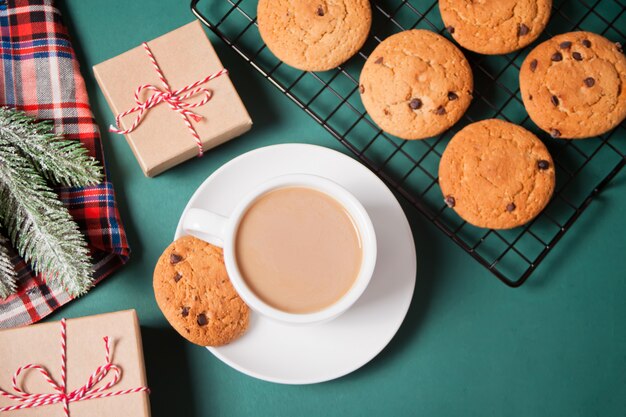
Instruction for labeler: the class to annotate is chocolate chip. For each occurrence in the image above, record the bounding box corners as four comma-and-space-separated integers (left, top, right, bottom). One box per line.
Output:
446, 25, 455, 34
616, 42, 623, 53
170, 253, 182, 264
551, 95, 559, 106
537, 160, 550, 170
374, 56, 383, 64
572, 52, 583, 61
447, 91, 458, 101
582, 39, 591, 48
197, 313, 208, 326
559, 41, 572, 49
506, 203, 516, 212
316, 6, 324, 16
383, 108, 391, 116
584, 77, 595, 87
181, 306, 190, 317
550, 128, 561, 138
529, 59, 538, 72
517, 23, 529, 36
444, 195, 456, 208
551, 52, 563, 62
359, 84, 365, 94
174, 272, 183, 282
435, 106, 446, 115
409, 98, 422, 109
528, 94, 533, 101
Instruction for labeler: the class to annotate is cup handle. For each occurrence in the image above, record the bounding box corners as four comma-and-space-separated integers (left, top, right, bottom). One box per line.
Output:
182, 208, 228, 247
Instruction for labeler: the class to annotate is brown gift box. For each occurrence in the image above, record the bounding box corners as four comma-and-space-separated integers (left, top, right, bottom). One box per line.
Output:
0, 310, 150, 417
93, 21, 252, 177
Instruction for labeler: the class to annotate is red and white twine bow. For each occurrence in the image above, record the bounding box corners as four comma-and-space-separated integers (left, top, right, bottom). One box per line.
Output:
109, 41, 228, 157
0, 319, 149, 416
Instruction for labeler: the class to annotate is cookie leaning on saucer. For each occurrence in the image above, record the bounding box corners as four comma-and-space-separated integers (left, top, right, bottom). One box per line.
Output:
257, 0, 371, 71
153, 235, 249, 346
520, 31, 626, 139
359, 29, 473, 140
439, 0, 552, 55
439, 119, 555, 230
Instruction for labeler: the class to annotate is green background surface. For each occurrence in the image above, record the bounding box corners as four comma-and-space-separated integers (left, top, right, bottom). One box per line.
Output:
47, 0, 626, 416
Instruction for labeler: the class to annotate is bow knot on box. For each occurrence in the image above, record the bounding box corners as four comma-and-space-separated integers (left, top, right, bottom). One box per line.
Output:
0, 312, 150, 417
94, 21, 252, 177
109, 42, 229, 158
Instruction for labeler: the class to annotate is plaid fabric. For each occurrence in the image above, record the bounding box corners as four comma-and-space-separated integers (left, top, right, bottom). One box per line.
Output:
0, 0, 130, 328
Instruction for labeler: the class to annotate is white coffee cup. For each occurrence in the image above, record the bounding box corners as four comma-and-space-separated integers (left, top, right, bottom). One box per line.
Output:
182, 173, 377, 325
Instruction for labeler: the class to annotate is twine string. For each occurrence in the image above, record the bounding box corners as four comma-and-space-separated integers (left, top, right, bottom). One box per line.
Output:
109, 41, 228, 157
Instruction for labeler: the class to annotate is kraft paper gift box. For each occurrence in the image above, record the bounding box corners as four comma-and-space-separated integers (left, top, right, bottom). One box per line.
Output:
0, 310, 150, 417
94, 21, 252, 177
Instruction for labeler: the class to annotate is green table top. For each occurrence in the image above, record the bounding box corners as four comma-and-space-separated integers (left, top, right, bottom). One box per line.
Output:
52, 0, 626, 416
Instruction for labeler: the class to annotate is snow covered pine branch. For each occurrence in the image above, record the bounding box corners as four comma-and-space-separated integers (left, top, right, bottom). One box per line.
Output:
0, 107, 103, 298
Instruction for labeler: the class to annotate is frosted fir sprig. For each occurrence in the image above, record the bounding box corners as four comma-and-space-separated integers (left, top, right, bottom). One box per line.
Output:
0, 107, 102, 297
0, 230, 17, 299
0, 107, 102, 187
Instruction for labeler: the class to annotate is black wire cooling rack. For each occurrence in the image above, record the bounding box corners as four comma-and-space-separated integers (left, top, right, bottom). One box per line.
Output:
190, 0, 626, 287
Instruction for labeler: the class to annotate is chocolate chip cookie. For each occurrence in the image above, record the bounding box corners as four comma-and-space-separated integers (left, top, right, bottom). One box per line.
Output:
439, 0, 552, 55
439, 119, 555, 229
257, 0, 371, 71
359, 29, 473, 140
153, 235, 249, 346
520, 31, 626, 139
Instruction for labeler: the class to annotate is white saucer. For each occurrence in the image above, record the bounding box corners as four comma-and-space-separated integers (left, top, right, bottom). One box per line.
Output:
175, 144, 416, 384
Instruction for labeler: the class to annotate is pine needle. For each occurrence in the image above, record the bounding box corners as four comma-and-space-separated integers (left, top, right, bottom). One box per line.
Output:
0, 229, 17, 299
0, 140, 94, 296
0, 107, 102, 188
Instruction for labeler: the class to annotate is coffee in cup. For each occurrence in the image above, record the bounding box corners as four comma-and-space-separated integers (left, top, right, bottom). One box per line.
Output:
182, 174, 376, 325
235, 186, 362, 314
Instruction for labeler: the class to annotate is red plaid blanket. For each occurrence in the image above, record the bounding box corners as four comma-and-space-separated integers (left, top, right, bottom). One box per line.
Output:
0, 0, 130, 327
